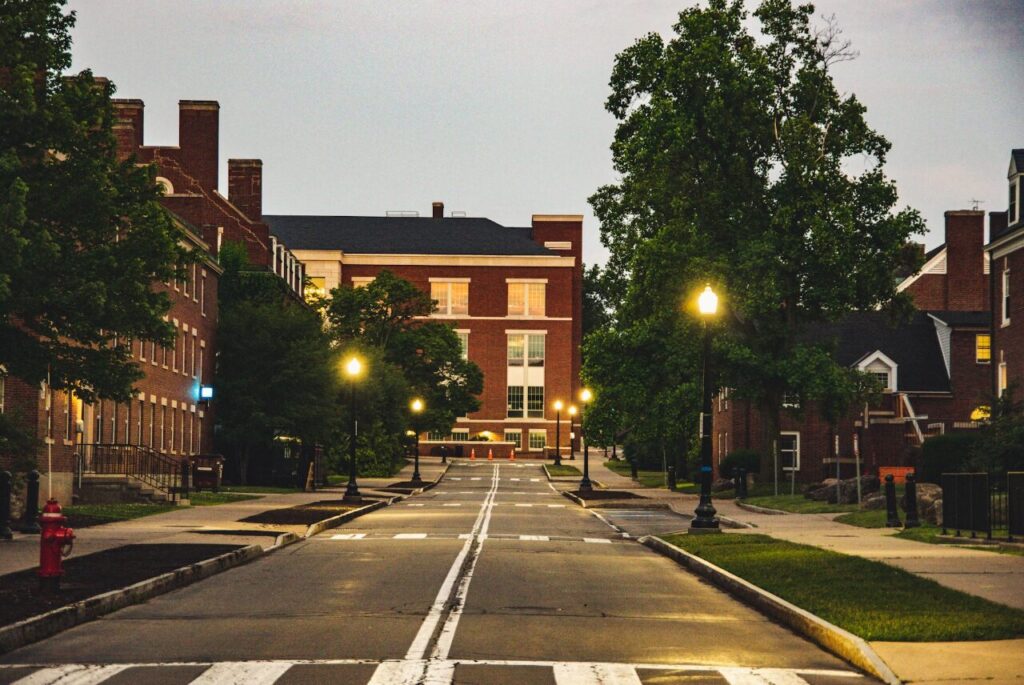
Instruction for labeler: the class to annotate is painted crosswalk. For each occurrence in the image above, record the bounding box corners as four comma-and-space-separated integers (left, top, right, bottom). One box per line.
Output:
0, 660, 865, 684
326, 532, 622, 544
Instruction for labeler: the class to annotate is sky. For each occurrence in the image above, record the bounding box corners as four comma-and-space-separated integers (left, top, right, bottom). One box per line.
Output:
67, 1, 1024, 266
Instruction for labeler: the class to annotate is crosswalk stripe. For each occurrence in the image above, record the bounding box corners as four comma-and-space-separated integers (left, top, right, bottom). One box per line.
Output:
407, 503, 424, 507
719, 667, 810, 685
366, 659, 426, 685
552, 662, 643, 685
394, 533, 428, 539
470, 477, 482, 481
12, 665, 130, 685
189, 661, 293, 684
510, 477, 521, 481
330, 533, 366, 540
583, 538, 612, 544
519, 535, 549, 541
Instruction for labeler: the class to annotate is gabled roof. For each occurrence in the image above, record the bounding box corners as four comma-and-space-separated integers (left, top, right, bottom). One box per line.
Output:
926, 310, 989, 328
1010, 149, 1024, 177
802, 311, 949, 392
263, 215, 555, 256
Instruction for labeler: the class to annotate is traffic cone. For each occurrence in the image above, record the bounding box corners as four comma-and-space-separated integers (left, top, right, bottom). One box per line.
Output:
487, 448, 494, 461
509, 449, 515, 461
470, 448, 476, 461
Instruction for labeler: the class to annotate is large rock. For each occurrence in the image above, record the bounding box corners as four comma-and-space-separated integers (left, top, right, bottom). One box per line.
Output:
802, 479, 836, 496
902, 482, 942, 524
711, 478, 735, 493
862, 493, 887, 510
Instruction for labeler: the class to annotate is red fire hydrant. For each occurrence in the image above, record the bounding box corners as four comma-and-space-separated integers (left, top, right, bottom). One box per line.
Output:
38, 499, 74, 594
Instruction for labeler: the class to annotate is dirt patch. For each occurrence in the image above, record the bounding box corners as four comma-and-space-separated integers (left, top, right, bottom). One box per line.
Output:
0, 544, 242, 627
239, 499, 372, 526
571, 490, 646, 500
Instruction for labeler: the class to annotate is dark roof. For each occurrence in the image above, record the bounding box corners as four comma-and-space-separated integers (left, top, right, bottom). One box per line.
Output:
802, 311, 949, 392
926, 310, 990, 328
924, 244, 945, 261
264, 215, 555, 256
1012, 148, 1024, 172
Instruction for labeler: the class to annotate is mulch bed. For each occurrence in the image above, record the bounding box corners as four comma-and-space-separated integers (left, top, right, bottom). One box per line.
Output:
0, 544, 242, 627
571, 490, 646, 500
239, 499, 370, 526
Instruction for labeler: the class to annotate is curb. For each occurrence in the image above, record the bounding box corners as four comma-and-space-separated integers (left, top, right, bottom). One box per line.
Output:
638, 535, 902, 685
560, 490, 671, 510
541, 464, 582, 483
303, 498, 395, 539
0, 541, 278, 656
735, 500, 789, 515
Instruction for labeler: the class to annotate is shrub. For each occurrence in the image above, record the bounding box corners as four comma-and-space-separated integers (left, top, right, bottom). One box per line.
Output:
920, 432, 980, 483
721, 449, 760, 478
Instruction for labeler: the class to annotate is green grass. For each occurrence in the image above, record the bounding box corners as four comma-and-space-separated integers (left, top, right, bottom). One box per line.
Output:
326, 474, 349, 486
602, 460, 699, 492
189, 492, 260, 506
546, 464, 582, 477
64, 502, 175, 525
835, 508, 1024, 556
662, 532, 1024, 641
219, 485, 301, 494
742, 493, 859, 514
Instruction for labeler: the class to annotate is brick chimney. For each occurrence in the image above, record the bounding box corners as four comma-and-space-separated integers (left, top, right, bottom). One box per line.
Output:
111, 99, 144, 152
178, 100, 219, 192
228, 159, 262, 222
432, 201, 444, 219
944, 210, 986, 311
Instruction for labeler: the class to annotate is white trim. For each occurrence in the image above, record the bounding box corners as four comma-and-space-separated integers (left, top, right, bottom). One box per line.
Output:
527, 429, 547, 451
414, 315, 570, 322
340, 254, 575, 268
429, 277, 472, 283
505, 278, 548, 284
543, 241, 572, 250
856, 350, 898, 391
780, 431, 800, 471
505, 329, 548, 334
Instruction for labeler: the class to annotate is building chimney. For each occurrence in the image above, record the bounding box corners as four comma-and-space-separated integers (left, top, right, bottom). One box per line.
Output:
944, 210, 986, 311
178, 100, 219, 192
432, 201, 444, 219
228, 159, 263, 222
111, 99, 144, 150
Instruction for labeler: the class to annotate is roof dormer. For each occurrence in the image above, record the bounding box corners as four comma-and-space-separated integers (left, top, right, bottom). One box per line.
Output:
856, 350, 898, 392
1009, 149, 1024, 227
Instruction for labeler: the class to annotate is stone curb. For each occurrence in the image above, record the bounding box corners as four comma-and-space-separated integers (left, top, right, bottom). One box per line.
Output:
735, 500, 789, 515
0, 540, 282, 656
638, 535, 902, 685
302, 498, 395, 539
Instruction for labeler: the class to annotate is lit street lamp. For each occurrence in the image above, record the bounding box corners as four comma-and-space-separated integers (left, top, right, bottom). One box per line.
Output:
691, 285, 721, 533
553, 400, 564, 466
568, 405, 577, 460
343, 355, 365, 503
410, 397, 425, 484
578, 388, 593, 494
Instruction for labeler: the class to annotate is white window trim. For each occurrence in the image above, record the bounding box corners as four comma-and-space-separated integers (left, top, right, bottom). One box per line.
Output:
527, 429, 547, 451
543, 241, 572, 250
856, 350, 898, 392
507, 280, 546, 317
780, 431, 801, 471
429, 277, 471, 283
505, 278, 549, 284
1002, 268, 1011, 327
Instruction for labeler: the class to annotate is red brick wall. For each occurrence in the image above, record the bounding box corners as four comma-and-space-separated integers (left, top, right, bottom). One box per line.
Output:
903, 211, 987, 311
992, 248, 1024, 394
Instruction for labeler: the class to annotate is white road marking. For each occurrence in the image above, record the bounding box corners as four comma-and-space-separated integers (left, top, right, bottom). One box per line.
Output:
553, 662, 643, 685
12, 665, 130, 685
515, 503, 533, 507
583, 538, 612, 544
190, 661, 293, 684
470, 477, 482, 481
394, 533, 428, 539
719, 668, 812, 684
510, 477, 521, 481
520, 535, 550, 541
547, 504, 566, 508
406, 503, 425, 507
449, 477, 462, 481
442, 503, 462, 507
530, 478, 541, 482
330, 533, 366, 540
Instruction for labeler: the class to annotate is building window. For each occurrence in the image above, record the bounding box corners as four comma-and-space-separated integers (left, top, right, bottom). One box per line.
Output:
137, 399, 144, 445
780, 432, 800, 471
191, 333, 197, 377
1011, 179, 1019, 225
200, 271, 207, 316
1003, 269, 1011, 327
507, 386, 524, 418
718, 387, 729, 412
528, 430, 546, 451
148, 402, 156, 448
507, 335, 524, 366
183, 266, 190, 297
305, 276, 327, 301
171, 329, 178, 372
159, 404, 166, 451
527, 336, 545, 367
150, 341, 157, 365
999, 362, 1009, 397
504, 430, 522, 449
782, 392, 801, 408
451, 429, 469, 441
431, 281, 469, 316
198, 345, 205, 384
976, 334, 991, 363
197, 415, 203, 453
527, 386, 544, 418
507, 282, 545, 317
0, 374, 4, 414
428, 430, 446, 441
456, 331, 469, 360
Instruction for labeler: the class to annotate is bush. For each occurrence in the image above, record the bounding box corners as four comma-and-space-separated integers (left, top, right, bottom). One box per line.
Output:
721, 449, 760, 478
920, 432, 980, 483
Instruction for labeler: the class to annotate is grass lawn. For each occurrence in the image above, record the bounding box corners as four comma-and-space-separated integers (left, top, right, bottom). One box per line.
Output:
546, 464, 582, 477
64, 502, 175, 527
602, 460, 699, 492
662, 532, 1024, 641
835, 508, 1024, 557
189, 492, 260, 507
326, 474, 349, 486
219, 485, 302, 494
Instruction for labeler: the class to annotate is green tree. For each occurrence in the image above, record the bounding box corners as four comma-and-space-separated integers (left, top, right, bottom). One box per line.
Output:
589, 0, 924, 480
0, 0, 191, 402
968, 387, 1024, 477
582, 263, 613, 338
215, 243, 338, 484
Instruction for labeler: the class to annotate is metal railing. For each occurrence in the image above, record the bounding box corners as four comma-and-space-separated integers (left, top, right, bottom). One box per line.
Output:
941, 472, 1013, 541
76, 443, 189, 502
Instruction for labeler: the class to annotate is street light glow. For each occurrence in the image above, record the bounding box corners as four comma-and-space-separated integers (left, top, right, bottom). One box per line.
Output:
580, 388, 592, 403
344, 356, 363, 378
698, 285, 718, 316
568, 405, 577, 416
411, 398, 424, 413
554, 399, 564, 411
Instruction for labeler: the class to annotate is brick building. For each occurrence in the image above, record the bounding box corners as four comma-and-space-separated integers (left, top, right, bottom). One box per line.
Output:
266, 206, 583, 456
713, 210, 992, 483
987, 149, 1024, 399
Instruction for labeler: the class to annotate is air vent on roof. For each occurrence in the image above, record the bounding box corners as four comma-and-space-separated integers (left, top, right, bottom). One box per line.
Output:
386, 210, 419, 217
450, 211, 467, 218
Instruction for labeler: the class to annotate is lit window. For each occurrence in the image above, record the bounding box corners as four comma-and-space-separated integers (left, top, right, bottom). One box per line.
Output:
305, 276, 327, 300
782, 392, 800, 408
873, 372, 890, 389
527, 336, 545, 367
431, 281, 469, 316
528, 430, 546, 451
457, 331, 469, 360
504, 430, 522, 449
999, 362, 1009, 396
780, 433, 800, 471
507, 386, 524, 418
428, 430, 446, 441
507, 335, 524, 366
976, 334, 991, 363
451, 429, 469, 441
508, 282, 545, 317
527, 386, 544, 418
1003, 269, 1011, 327
0, 374, 5, 414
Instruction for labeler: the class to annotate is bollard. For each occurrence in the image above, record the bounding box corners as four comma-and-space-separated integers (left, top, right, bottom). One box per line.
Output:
904, 471, 921, 528
1, 471, 12, 540
440, 445, 448, 464
629, 458, 638, 481
667, 465, 676, 491
735, 467, 748, 499
20, 470, 41, 534
884, 474, 901, 528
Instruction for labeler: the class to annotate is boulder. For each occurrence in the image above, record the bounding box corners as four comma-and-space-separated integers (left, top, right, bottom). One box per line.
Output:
900, 482, 942, 516
833, 475, 881, 504
711, 478, 735, 493
805, 485, 834, 501
862, 493, 887, 510
802, 478, 837, 498
929, 499, 943, 526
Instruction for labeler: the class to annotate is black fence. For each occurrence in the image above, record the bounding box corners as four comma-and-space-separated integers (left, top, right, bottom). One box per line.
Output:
941, 472, 1014, 541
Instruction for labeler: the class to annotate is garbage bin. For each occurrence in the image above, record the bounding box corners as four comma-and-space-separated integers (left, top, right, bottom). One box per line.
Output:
190, 454, 224, 493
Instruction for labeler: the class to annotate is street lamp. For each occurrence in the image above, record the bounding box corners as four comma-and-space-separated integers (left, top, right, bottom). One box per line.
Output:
568, 405, 577, 460
553, 400, 564, 466
691, 284, 721, 533
578, 388, 594, 494
343, 355, 365, 503
410, 397, 425, 484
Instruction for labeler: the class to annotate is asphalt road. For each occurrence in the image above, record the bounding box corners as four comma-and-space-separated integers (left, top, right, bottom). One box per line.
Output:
0, 462, 874, 684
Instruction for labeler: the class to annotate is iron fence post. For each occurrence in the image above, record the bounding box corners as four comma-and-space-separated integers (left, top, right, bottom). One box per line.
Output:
884, 474, 901, 528
1, 471, 12, 540
20, 470, 41, 534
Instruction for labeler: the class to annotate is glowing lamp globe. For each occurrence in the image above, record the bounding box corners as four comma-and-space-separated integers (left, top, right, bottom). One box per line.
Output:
698, 285, 718, 316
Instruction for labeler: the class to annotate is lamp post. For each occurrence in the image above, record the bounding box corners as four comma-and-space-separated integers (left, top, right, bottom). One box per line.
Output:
410, 397, 424, 484
691, 285, 720, 532
343, 355, 364, 503
568, 405, 577, 460
578, 389, 593, 494
553, 400, 563, 466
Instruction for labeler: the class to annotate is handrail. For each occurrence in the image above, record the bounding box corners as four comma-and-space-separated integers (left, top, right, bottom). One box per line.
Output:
76, 443, 187, 502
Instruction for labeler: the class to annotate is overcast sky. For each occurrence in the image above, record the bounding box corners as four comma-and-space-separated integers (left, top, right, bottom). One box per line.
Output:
67, 0, 1024, 266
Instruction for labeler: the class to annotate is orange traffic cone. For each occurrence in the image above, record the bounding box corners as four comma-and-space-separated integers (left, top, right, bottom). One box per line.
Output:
470, 448, 476, 461
509, 449, 515, 461
487, 448, 494, 461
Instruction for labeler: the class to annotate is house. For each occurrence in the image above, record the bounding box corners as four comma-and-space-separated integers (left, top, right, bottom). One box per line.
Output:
713, 210, 992, 483
265, 206, 583, 456
986, 149, 1024, 399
